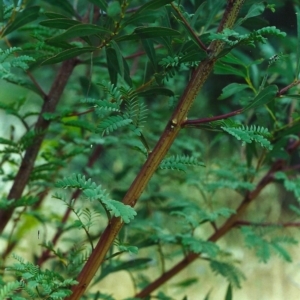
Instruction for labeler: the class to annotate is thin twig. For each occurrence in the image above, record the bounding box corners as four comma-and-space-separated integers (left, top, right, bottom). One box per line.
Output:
26, 71, 47, 98
171, 3, 208, 53
182, 109, 243, 126
277, 80, 300, 96
234, 221, 300, 227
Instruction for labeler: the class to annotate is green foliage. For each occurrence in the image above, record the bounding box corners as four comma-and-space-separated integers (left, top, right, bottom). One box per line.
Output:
241, 226, 298, 263
221, 124, 272, 150
3, 254, 77, 299
209, 260, 245, 289
159, 155, 205, 172
55, 174, 137, 224
275, 172, 300, 200
211, 26, 286, 49
0, 1, 300, 299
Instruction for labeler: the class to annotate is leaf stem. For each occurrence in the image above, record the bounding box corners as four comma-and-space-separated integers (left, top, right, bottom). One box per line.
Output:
182, 108, 243, 127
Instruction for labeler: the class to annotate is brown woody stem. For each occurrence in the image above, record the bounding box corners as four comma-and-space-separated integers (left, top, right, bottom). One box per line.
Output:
68, 1, 245, 299
135, 158, 283, 298
0, 59, 78, 236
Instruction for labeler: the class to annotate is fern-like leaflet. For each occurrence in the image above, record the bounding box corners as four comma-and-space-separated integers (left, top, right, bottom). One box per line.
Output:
220, 124, 272, 150
210, 260, 246, 288
55, 174, 136, 223
159, 155, 205, 172
3, 253, 78, 299
179, 234, 220, 257
274, 171, 300, 200
211, 26, 286, 48
95, 83, 148, 137
241, 226, 298, 263
97, 115, 132, 136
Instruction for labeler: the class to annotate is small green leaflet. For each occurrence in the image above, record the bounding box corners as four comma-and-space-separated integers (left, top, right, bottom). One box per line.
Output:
243, 85, 278, 111
218, 83, 250, 100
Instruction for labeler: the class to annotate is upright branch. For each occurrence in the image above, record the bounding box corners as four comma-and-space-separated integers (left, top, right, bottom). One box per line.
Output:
68, 1, 245, 299
0, 59, 78, 235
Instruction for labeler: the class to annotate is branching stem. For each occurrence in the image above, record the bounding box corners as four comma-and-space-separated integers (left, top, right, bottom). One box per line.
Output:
68, 1, 245, 299
0, 59, 78, 236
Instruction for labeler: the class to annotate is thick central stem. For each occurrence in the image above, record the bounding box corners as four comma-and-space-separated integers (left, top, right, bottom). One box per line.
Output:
69, 1, 245, 299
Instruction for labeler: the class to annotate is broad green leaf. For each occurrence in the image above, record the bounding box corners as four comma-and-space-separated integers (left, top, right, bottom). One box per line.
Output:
203, 0, 224, 31
109, 42, 132, 86
43, 0, 76, 17
106, 47, 119, 85
40, 18, 81, 30
180, 51, 207, 63
45, 40, 75, 49
88, 0, 108, 11
214, 62, 247, 78
191, 2, 206, 27
123, 10, 162, 26
114, 33, 140, 42
137, 87, 174, 97
135, 0, 174, 14
2, 6, 40, 36
134, 26, 180, 39
244, 3, 265, 20
221, 53, 246, 66
218, 83, 250, 100
44, 12, 68, 19
110, 41, 124, 79
42, 47, 96, 65
225, 284, 232, 300
141, 38, 157, 70
107, 1, 121, 18
122, 56, 132, 87
244, 85, 278, 111
47, 24, 110, 43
